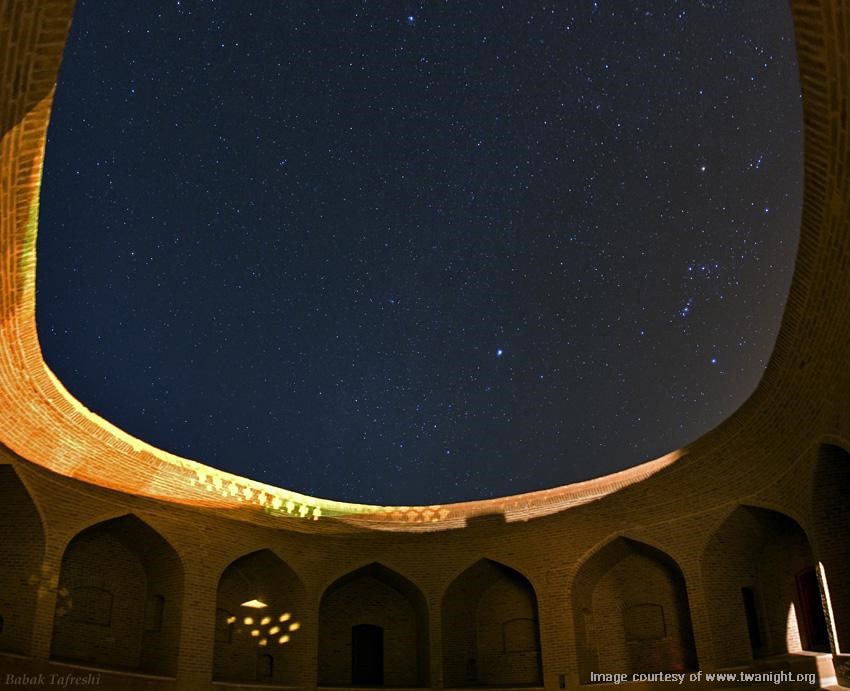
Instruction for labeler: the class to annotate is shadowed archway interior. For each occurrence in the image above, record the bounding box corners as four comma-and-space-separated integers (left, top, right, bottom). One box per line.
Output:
49, 514, 184, 676
0, 466, 44, 657
1, 0, 850, 689
573, 537, 697, 682
213, 549, 307, 684
318, 563, 429, 687
442, 559, 542, 687
700, 506, 826, 666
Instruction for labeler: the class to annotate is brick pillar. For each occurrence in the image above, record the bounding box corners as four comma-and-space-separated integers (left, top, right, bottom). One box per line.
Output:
538, 571, 576, 691
28, 534, 65, 661
683, 565, 716, 671
300, 595, 319, 691
428, 593, 443, 690
175, 561, 218, 690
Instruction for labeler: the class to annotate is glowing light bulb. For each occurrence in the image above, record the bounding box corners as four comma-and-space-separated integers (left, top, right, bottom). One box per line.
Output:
279, 612, 291, 622
244, 617, 254, 625
240, 599, 268, 609
288, 621, 300, 631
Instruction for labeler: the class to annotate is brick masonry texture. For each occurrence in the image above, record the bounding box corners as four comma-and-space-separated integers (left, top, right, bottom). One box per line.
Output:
1, 1, 850, 689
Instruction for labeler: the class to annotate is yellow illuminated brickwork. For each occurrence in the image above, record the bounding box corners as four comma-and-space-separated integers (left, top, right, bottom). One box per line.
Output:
0, 0, 679, 531
0, 0, 849, 539
2, 2, 850, 689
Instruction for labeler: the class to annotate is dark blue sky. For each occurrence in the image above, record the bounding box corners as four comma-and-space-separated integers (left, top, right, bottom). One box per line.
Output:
37, 0, 801, 504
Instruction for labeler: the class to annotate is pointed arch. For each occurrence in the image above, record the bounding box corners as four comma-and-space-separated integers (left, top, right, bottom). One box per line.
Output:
49, 513, 184, 675
0, 465, 45, 655
572, 536, 697, 682
213, 549, 307, 685
701, 504, 827, 667
442, 558, 542, 687
318, 562, 429, 687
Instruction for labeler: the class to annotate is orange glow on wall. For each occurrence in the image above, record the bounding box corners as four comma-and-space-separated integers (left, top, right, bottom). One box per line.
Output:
0, 0, 680, 534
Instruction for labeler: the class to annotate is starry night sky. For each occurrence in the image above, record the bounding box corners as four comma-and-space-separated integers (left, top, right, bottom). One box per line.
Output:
37, 0, 802, 505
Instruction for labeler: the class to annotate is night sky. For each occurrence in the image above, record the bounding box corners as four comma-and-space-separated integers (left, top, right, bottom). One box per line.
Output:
37, 1, 802, 505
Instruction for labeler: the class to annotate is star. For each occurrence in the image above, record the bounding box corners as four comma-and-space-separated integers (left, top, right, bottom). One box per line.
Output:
38, 0, 802, 505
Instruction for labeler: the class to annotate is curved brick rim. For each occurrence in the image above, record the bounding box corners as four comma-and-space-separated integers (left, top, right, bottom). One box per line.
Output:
0, 0, 848, 530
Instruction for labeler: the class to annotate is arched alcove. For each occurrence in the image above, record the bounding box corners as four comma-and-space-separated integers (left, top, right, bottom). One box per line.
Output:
318, 563, 428, 687
442, 559, 542, 687
213, 549, 307, 685
701, 505, 828, 667
0, 466, 45, 655
49, 514, 184, 675
812, 443, 849, 652
572, 537, 697, 682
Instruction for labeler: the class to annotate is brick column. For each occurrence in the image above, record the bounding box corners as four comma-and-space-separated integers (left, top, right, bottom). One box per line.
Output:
300, 596, 319, 691
175, 561, 218, 690
28, 534, 65, 662
428, 593, 443, 690
537, 570, 576, 691
682, 564, 716, 671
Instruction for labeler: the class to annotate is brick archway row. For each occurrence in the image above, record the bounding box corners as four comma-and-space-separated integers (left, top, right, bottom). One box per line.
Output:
2, 458, 844, 688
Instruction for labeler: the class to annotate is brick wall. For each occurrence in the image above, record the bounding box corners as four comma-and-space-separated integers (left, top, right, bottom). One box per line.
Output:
0, 442, 848, 689
51, 521, 148, 669
213, 549, 307, 684
318, 564, 427, 687
476, 569, 542, 685
442, 559, 541, 687
1, 0, 850, 689
573, 538, 696, 683
811, 444, 850, 650
0, 466, 43, 655
49, 515, 183, 675
700, 506, 818, 667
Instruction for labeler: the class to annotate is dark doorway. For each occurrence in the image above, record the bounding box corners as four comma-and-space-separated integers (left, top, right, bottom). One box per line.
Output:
257, 653, 273, 680
741, 587, 763, 656
352, 624, 384, 685
796, 568, 830, 652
